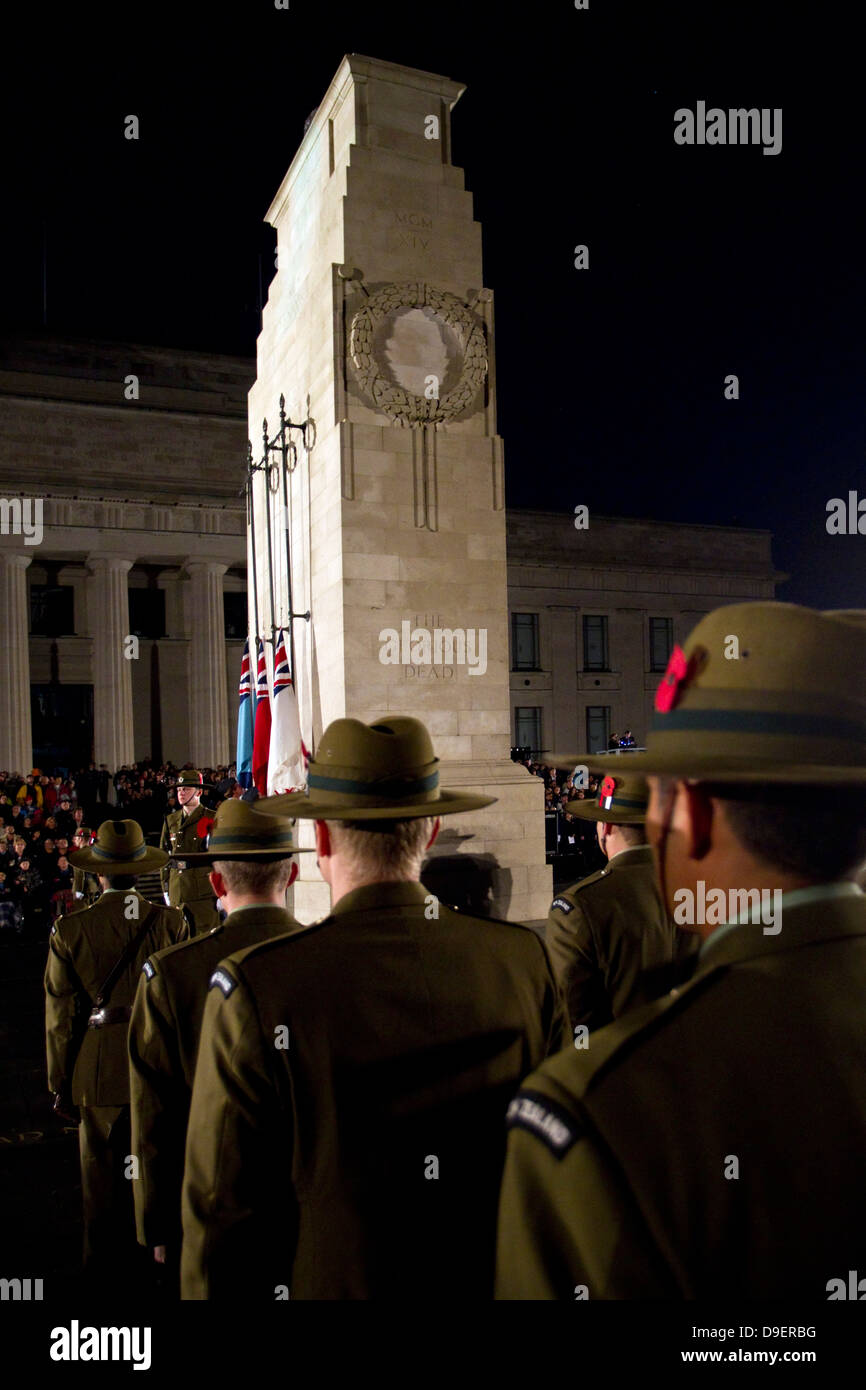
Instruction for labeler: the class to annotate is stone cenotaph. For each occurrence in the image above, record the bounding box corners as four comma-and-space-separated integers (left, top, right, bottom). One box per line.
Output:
248, 53, 550, 922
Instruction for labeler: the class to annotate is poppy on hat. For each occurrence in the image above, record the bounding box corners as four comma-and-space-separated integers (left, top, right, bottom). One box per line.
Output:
584, 602, 866, 784
564, 763, 650, 823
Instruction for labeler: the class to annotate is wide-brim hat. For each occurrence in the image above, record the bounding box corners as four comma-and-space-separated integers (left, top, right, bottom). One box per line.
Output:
70, 819, 168, 874
182, 799, 314, 863
582, 603, 866, 784
175, 770, 213, 791
564, 763, 649, 823
258, 716, 496, 821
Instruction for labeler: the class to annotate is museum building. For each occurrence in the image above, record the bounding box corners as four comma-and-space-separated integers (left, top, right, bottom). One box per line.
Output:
0, 336, 780, 774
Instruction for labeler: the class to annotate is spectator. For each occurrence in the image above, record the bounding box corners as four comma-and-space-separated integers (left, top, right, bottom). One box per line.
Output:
50, 854, 76, 921
54, 800, 76, 838
16, 774, 43, 807
0, 870, 22, 934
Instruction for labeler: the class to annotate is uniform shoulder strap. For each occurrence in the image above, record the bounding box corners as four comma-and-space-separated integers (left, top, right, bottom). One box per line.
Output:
94, 901, 160, 1008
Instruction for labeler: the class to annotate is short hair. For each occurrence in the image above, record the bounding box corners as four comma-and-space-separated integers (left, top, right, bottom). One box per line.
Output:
657, 777, 866, 882
212, 858, 293, 897
615, 822, 647, 847
105, 874, 137, 889
324, 817, 434, 879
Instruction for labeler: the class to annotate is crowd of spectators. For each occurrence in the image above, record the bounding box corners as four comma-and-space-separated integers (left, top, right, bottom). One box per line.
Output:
0, 762, 240, 939
513, 754, 607, 880
2, 742, 640, 935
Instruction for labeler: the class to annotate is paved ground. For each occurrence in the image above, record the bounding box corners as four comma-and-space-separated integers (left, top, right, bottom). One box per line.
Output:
0, 936, 83, 1298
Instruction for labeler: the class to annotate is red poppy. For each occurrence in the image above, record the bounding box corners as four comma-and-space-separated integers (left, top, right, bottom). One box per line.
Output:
655, 644, 690, 712
599, 775, 617, 799
196, 816, 215, 840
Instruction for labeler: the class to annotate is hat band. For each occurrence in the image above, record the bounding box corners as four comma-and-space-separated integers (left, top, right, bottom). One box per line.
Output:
91, 840, 148, 861
597, 794, 647, 810
208, 830, 296, 851
307, 769, 439, 801
652, 708, 866, 742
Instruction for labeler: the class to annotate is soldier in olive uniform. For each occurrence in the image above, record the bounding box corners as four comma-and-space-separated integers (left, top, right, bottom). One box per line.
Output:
497, 603, 866, 1299
545, 764, 698, 1033
181, 716, 563, 1300
44, 820, 187, 1282
128, 800, 310, 1290
159, 771, 220, 936
70, 826, 100, 910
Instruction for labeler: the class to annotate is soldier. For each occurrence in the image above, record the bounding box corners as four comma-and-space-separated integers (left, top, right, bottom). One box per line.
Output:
497, 602, 866, 1298
159, 771, 219, 935
70, 826, 100, 909
44, 819, 187, 1286
545, 763, 698, 1033
128, 799, 310, 1292
181, 715, 563, 1300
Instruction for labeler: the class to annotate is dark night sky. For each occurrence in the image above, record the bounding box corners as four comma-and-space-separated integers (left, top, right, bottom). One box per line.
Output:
1, 1, 863, 606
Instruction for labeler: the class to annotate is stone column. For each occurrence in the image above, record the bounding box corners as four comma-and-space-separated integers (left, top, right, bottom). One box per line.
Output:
185, 560, 230, 767
547, 605, 580, 753
0, 552, 34, 773
86, 554, 135, 770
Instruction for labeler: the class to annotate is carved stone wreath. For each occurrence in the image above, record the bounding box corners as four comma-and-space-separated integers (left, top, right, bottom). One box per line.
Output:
348, 282, 488, 425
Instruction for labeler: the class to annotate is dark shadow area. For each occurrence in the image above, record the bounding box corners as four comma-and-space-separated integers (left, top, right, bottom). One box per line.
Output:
422, 851, 509, 919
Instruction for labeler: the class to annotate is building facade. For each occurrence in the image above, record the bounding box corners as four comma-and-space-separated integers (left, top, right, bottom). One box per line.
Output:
507, 509, 783, 756
0, 337, 252, 774
0, 340, 784, 779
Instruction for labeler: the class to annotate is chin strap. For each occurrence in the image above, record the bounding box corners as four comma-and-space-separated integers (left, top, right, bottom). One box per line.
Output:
656, 782, 678, 918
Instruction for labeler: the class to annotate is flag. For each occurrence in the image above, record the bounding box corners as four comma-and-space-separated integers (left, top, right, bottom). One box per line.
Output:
268, 629, 307, 794
235, 639, 255, 790
251, 636, 272, 797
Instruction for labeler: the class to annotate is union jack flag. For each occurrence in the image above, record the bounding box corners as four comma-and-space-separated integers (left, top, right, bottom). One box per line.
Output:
268, 629, 309, 794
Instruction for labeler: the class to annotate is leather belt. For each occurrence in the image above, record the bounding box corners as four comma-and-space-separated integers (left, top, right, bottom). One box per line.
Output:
87, 1006, 132, 1028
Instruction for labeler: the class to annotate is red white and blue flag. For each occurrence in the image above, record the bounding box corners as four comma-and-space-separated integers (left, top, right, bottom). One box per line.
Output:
268, 629, 309, 794
235, 639, 255, 790
252, 636, 272, 797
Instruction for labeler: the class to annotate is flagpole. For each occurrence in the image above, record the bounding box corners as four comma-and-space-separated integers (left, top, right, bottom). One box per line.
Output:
280, 413, 298, 684
246, 440, 260, 640
262, 417, 278, 645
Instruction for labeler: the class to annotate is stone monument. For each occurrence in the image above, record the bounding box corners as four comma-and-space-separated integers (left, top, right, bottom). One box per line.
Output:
249, 53, 550, 922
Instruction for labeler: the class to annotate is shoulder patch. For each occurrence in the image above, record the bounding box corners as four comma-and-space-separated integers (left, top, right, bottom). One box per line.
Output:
142, 960, 155, 980
507, 1089, 580, 1158
551, 896, 574, 915
209, 968, 237, 998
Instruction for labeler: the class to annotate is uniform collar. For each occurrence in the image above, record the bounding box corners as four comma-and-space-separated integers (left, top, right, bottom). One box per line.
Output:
224, 904, 296, 928
331, 881, 430, 917
697, 882, 866, 970
607, 844, 653, 867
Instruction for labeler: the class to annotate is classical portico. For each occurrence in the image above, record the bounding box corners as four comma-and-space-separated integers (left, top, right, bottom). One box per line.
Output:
0, 339, 252, 773
13, 497, 246, 770
0, 551, 34, 773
